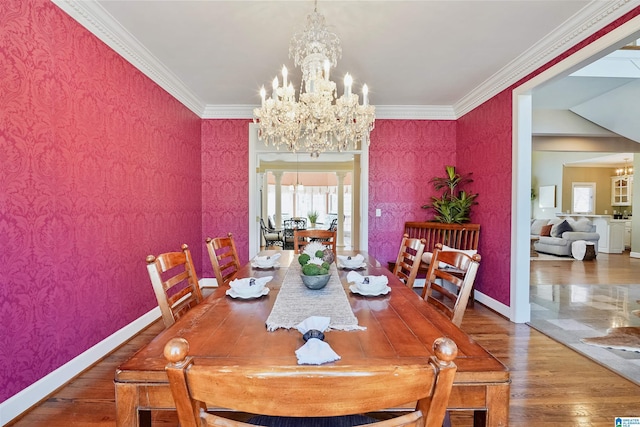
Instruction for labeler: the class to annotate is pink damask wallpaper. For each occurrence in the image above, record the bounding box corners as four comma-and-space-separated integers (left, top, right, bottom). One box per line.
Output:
200, 119, 251, 277
368, 120, 457, 264
0, 1, 201, 401
457, 93, 513, 305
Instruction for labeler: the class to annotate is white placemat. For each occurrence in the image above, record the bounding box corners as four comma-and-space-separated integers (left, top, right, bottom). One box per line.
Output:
266, 262, 365, 332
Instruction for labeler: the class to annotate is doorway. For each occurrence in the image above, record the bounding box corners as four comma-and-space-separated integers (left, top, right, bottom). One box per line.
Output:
512, 17, 640, 323
248, 123, 369, 259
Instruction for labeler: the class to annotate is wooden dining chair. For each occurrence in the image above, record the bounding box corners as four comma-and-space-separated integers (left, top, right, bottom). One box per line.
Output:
293, 229, 337, 260
421, 243, 482, 327
146, 244, 204, 328
392, 234, 426, 289
164, 336, 458, 427
206, 233, 241, 287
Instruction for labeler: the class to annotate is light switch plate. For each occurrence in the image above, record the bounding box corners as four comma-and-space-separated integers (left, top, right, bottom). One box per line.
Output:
375, 208, 381, 217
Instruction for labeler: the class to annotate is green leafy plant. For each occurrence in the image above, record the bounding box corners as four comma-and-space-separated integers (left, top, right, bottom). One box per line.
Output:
421, 166, 478, 224
307, 210, 319, 224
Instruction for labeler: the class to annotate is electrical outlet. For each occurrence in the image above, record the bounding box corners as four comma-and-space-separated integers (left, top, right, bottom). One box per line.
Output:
375, 208, 381, 217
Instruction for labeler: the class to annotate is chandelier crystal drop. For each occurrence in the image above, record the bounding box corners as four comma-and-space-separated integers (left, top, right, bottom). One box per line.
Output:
253, 3, 375, 158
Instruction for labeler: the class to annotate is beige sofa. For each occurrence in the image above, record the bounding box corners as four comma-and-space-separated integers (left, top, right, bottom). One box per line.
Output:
531, 217, 600, 257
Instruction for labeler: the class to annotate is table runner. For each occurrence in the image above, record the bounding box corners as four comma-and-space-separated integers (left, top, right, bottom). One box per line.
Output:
266, 262, 365, 331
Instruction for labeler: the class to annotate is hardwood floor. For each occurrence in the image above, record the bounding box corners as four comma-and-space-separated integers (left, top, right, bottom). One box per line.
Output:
7, 256, 640, 426
530, 250, 640, 286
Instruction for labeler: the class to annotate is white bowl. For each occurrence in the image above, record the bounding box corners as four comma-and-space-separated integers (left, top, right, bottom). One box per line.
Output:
254, 258, 276, 268
356, 277, 387, 294
229, 278, 266, 297
339, 254, 364, 268
253, 254, 280, 268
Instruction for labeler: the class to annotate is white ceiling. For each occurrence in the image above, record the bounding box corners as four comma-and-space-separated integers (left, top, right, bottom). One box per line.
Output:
53, 0, 638, 119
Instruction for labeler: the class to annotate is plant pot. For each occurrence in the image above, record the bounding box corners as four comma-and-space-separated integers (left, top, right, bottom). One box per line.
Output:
301, 274, 330, 290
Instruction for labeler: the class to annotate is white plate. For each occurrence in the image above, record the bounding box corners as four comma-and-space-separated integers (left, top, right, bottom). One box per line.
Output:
251, 261, 280, 269
226, 287, 270, 299
338, 262, 366, 270
349, 284, 391, 296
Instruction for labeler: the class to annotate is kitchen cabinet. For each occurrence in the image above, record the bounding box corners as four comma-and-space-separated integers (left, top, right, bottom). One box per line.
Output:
611, 176, 633, 206
624, 221, 632, 249
593, 217, 625, 254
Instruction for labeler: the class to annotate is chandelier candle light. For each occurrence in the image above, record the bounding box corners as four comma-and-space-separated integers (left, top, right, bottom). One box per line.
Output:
253, 3, 375, 157
616, 158, 634, 177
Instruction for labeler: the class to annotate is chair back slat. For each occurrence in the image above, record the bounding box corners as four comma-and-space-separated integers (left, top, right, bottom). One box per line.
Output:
403, 222, 480, 253
206, 233, 241, 287
293, 229, 337, 260
421, 243, 481, 326
146, 244, 203, 328
392, 234, 426, 288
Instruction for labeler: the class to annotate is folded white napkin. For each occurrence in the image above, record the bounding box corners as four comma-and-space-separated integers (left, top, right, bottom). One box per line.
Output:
346, 271, 388, 292
296, 316, 331, 334
253, 253, 281, 267
337, 254, 364, 268
229, 276, 272, 296
295, 338, 341, 365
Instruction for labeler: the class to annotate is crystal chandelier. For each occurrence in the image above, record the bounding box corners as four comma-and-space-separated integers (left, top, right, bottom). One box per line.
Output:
253, 2, 375, 158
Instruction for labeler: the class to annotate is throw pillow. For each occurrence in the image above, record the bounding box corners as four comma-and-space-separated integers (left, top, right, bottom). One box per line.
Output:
530, 219, 549, 235
440, 245, 478, 269
422, 251, 448, 269
540, 224, 552, 237
571, 218, 593, 232
552, 220, 573, 237
421, 252, 433, 265
442, 244, 478, 257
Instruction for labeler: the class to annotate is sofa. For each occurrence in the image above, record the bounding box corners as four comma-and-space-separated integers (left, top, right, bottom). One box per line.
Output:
531, 217, 600, 257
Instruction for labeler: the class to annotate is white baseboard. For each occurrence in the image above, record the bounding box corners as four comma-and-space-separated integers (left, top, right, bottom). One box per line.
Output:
474, 291, 511, 319
413, 282, 511, 320
0, 307, 160, 426
199, 277, 219, 288
630, 251, 640, 259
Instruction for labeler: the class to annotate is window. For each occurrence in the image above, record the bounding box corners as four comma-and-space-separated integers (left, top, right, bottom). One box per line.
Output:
572, 182, 595, 214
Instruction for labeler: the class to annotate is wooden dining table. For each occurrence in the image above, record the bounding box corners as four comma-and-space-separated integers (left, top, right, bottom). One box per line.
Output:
115, 251, 509, 427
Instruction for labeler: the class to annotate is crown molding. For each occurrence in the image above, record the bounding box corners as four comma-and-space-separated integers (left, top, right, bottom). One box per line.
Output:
201, 104, 457, 120
454, 0, 637, 117
52, 0, 206, 117
373, 105, 457, 120
53, 0, 638, 121
202, 105, 256, 119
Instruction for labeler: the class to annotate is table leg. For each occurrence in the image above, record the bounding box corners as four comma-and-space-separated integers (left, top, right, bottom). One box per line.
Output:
115, 383, 142, 427
485, 384, 510, 427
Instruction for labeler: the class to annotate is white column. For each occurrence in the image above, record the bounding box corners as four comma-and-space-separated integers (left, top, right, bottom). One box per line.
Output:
336, 172, 346, 248
260, 172, 268, 226
273, 171, 283, 229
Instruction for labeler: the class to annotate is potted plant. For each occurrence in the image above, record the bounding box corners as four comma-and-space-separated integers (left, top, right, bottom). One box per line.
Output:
422, 166, 478, 224
307, 210, 319, 227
